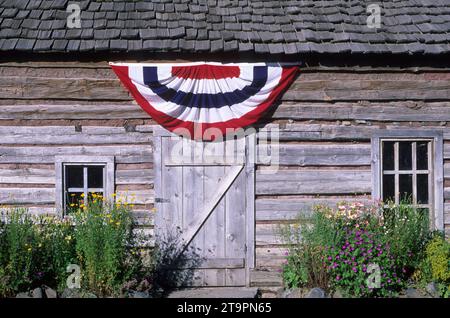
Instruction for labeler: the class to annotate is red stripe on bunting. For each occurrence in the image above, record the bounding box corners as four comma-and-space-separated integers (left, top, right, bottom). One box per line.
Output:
171, 64, 240, 80
111, 64, 298, 141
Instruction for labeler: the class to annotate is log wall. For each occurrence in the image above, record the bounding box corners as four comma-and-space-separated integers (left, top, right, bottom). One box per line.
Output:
1, 60, 450, 296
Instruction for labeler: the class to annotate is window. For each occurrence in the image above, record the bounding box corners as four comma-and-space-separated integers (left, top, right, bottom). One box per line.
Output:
55, 156, 114, 214
372, 131, 444, 230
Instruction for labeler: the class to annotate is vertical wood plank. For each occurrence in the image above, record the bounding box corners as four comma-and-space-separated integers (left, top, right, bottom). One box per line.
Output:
245, 134, 256, 286
203, 140, 226, 286
225, 137, 246, 286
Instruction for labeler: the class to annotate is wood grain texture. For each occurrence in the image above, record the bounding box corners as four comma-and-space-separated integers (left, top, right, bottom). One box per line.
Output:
256, 170, 371, 195
258, 143, 371, 166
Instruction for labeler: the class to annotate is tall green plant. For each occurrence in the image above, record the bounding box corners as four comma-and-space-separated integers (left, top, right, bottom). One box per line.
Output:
72, 196, 143, 296
0, 208, 35, 296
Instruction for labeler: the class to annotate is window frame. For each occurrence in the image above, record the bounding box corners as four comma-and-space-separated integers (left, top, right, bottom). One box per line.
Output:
55, 156, 115, 215
371, 130, 444, 230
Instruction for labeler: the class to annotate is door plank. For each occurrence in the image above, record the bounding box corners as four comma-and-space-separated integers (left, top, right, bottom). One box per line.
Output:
179, 163, 244, 250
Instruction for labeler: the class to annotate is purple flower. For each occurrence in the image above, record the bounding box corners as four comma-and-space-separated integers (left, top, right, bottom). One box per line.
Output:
336, 275, 341, 281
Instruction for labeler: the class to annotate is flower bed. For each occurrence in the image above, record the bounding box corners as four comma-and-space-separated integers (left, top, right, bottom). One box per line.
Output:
0, 196, 153, 298
280, 201, 450, 298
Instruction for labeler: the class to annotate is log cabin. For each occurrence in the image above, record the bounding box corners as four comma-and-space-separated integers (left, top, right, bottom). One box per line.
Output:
0, 0, 450, 297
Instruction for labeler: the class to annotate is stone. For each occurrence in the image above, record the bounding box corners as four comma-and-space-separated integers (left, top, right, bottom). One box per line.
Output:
332, 290, 344, 298
43, 285, 57, 298
61, 288, 81, 298
129, 290, 150, 298
305, 287, 326, 298
426, 282, 440, 298
405, 287, 427, 298
282, 288, 305, 298
32, 287, 43, 298
16, 292, 31, 298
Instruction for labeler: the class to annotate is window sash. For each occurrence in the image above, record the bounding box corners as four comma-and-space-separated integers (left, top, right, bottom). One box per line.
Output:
63, 165, 106, 211
380, 139, 433, 207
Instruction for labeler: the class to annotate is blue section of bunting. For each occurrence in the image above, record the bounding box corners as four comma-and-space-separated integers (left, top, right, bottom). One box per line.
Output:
142, 66, 268, 108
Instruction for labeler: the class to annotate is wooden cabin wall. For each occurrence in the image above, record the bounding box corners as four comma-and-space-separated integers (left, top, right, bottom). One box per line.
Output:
0, 60, 450, 296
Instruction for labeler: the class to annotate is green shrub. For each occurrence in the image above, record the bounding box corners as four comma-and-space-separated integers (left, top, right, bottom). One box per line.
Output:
72, 196, 146, 296
280, 201, 433, 298
33, 215, 77, 291
0, 208, 35, 296
325, 227, 401, 297
280, 205, 344, 291
414, 233, 450, 297
381, 202, 430, 276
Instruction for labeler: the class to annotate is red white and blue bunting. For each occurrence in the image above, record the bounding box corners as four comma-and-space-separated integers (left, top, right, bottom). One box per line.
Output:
110, 62, 299, 140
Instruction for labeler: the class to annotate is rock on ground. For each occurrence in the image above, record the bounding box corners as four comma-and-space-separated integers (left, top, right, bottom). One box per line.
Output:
305, 287, 326, 298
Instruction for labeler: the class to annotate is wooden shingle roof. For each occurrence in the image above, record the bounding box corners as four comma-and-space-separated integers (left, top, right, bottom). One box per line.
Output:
1, 0, 450, 54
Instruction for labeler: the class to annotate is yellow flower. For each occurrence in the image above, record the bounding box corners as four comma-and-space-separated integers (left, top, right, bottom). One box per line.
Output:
115, 221, 121, 226
70, 203, 76, 207
38, 243, 42, 248
65, 235, 72, 241
27, 247, 32, 252
80, 193, 85, 198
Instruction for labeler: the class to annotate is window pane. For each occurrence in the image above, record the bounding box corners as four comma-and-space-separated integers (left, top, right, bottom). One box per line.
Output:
382, 141, 395, 170
399, 174, 413, 203
417, 174, 429, 204
382, 174, 395, 202
399, 141, 412, 170
66, 166, 83, 188
88, 166, 104, 188
416, 142, 429, 170
66, 192, 83, 211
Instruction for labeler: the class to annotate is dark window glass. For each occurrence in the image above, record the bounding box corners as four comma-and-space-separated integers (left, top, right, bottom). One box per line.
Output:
88, 166, 104, 188
399, 174, 413, 202
382, 174, 395, 202
416, 142, 429, 170
66, 166, 83, 188
382, 141, 395, 170
399, 141, 412, 170
417, 174, 429, 204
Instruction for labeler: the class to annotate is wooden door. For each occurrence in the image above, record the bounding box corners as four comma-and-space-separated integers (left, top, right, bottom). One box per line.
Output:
153, 127, 255, 287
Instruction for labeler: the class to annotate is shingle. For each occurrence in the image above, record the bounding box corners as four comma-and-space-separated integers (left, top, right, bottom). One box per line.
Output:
94, 39, 109, 51
21, 18, 40, 29
33, 39, 53, 51
52, 39, 67, 51
127, 40, 142, 51
66, 29, 82, 39
140, 29, 158, 40
210, 39, 223, 52
1, 8, 18, 18
195, 40, 210, 51
238, 42, 253, 52
15, 38, 35, 50
109, 39, 127, 51
66, 40, 81, 51
121, 29, 139, 39
1, 38, 18, 50
169, 27, 185, 39
79, 40, 95, 52
81, 29, 93, 39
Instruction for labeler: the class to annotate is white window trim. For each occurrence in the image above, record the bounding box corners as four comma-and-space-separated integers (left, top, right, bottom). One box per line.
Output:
55, 156, 115, 215
371, 130, 444, 231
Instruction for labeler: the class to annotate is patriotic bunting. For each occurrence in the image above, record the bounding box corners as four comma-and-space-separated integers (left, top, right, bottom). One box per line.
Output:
110, 62, 299, 140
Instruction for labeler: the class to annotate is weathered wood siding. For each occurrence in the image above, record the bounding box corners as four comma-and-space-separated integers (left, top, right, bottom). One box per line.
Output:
1, 60, 450, 296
